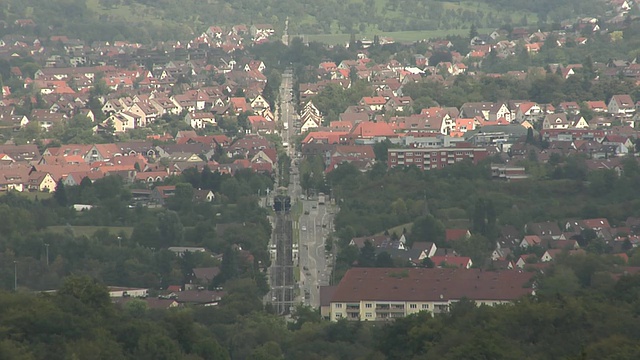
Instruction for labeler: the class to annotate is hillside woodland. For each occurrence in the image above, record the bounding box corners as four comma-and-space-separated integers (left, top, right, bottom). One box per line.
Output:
0, 0, 606, 42
3, 260, 640, 360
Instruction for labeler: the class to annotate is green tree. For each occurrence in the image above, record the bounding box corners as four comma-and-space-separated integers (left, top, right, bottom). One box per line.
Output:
57, 275, 111, 313
157, 210, 184, 247
469, 23, 478, 40
166, 183, 194, 213
373, 140, 391, 162
411, 214, 446, 246
357, 240, 377, 267
54, 178, 68, 206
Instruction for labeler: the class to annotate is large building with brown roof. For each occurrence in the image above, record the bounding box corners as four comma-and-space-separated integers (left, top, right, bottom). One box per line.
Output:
329, 268, 534, 322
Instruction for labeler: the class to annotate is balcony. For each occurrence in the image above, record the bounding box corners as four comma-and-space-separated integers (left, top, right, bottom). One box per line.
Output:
375, 304, 390, 310
433, 304, 449, 314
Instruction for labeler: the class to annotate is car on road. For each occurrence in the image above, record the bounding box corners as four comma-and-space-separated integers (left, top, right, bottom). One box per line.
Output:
312, 205, 317, 209
304, 210, 309, 215
301, 226, 307, 231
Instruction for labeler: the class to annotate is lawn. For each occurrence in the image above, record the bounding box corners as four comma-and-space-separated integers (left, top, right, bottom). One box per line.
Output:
377, 222, 414, 237
46, 226, 134, 238
1, 191, 54, 201
303, 28, 493, 45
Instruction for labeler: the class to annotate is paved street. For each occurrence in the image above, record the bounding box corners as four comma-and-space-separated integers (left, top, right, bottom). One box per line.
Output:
273, 61, 334, 310
297, 200, 334, 308
280, 69, 295, 156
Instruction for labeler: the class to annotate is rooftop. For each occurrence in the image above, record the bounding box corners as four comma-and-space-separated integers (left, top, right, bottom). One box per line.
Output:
331, 268, 534, 303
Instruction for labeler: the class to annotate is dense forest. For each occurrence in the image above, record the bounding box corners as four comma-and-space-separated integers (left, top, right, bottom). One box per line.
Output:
0, 167, 273, 292
0, 0, 608, 42
4, 256, 640, 359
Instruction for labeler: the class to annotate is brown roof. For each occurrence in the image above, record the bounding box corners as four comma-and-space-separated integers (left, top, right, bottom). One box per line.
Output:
175, 290, 226, 305
320, 285, 338, 307
350, 235, 390, 249
192, 267, 220, 281
331, 268, 534, 303
445, 229, 469, 242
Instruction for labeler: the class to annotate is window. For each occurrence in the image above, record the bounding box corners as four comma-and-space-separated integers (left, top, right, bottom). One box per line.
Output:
335, 303, 342, 308
335, 313, 342, 318
422, 304, 429, 309
410, 304, 417, 309
365, 312, 372, 318
365, 303, 372, 308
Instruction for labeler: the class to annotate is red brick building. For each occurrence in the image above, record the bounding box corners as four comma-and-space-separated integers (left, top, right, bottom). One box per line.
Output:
387, 146, 488, 170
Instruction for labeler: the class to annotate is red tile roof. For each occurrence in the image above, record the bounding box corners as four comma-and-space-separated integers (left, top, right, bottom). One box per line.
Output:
349, 121, 396, 139
331, 268, 534, 303
430, 256, 472, 268
445, 229, 469, 242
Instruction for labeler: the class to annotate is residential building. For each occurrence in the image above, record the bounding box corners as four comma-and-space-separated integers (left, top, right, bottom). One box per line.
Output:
608, 95, 636, 117
491, 164, 528, 181
329, 268, 534, 321
387, 146, 488, 170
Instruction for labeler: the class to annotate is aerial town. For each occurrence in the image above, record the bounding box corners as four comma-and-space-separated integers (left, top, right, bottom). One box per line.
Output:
2, 0, 640, 358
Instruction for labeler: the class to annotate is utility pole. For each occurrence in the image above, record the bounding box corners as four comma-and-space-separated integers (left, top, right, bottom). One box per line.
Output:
44, 243, 49, 266
13, 261, 17, 291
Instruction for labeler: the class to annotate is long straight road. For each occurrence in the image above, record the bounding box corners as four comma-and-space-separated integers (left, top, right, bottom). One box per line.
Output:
298, 200, 334, 308
273, 63, 334, 310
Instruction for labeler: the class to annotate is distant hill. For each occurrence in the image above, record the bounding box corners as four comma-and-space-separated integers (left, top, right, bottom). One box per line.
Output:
0, 0, 607, 43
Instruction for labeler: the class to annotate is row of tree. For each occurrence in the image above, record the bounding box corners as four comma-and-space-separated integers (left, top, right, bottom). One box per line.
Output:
3, 253, 640, 359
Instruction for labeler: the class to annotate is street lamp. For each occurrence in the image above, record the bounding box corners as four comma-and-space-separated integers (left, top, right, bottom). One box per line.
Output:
44, 243, 49, 266
13, 261, 17, 291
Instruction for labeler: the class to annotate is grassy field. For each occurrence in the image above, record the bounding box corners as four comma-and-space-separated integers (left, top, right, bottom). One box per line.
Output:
46, 226, 134, 238
303, 28, 493, 45
1, 191, 54, 201
82, 0, 530, 45
377, 222, 414, 237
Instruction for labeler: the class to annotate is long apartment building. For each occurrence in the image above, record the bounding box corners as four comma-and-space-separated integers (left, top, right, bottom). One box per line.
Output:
329, 268, 534, 322
387, 146, 488, 170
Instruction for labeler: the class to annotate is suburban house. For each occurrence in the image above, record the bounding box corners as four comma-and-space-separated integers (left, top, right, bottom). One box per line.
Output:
185, 112, 216, 129
608, 94, 636, 117
329, 268, 534, 321
526, 221, 562, 240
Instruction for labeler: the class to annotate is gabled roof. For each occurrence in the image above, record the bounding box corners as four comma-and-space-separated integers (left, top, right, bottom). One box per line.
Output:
582, 218, 611, 229
610, 94, 634, 108
350, 235, 390, 249
301, 131, 348, 144
361, 96, 387, 105
445, 229, 470, 242
349, 121, 396, 138
430, 256, 472, 268
192, 267, 220, 281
